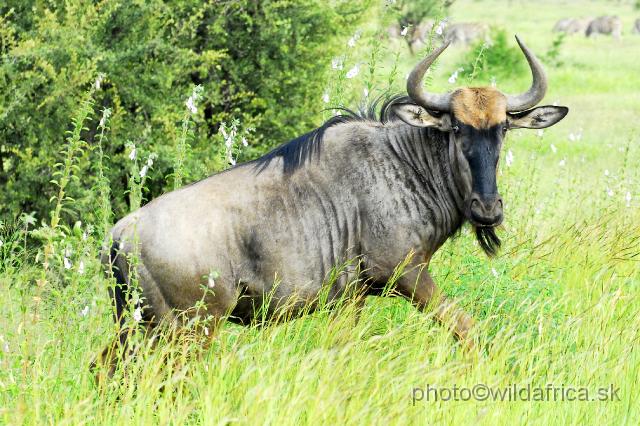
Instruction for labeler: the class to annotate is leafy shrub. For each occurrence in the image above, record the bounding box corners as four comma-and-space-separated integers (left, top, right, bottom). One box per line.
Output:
391, 0, 454, 28
543, 32, 566, 68
457, 28, 525, 83
0, 0, 367, 222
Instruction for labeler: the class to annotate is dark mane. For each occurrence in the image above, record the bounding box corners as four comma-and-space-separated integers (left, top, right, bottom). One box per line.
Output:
253, 94, 411, 174
251, 94, 502, 257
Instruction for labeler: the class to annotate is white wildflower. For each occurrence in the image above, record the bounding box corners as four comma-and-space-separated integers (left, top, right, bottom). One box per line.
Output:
219, 121, 242, 165
140, 165, 148, 178
435, 19, 448, 35
400, 26, 409, 37
491, 268, 499, 278
63, 256, 72, 270
186, 97, 197, 114
558, 158, 566, 167
1, 337, 8, 353
147, 153, 157, 168
94, 73, 105, 90
505, 149, 514, 168
78, 260, 85, 275
448, 70, 458, 84
128, 145, 137, 161
550, 143, 557, 153
80, 305, 89, 317
346, 64, 359, 79
347, 30, 361, 48
185, 85, 203, 115
204, 327, 210, 336
331, 57, 344, 70
99, 108, 112, 128
606, 188, 614, 197
625, 192, 632, 207
363, 87, 369, 98
133, 307, 143, 322
21, 212, 37, 226
242, 137, 248, 147
568, 133, 575, 142
536, 129, 544, 138
82, 230, 88, 241
322, 92, 330, 103
208, 272, 216, 289
604, 169, 610, 176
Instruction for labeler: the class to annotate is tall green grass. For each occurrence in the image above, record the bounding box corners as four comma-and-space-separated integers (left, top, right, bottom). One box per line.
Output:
1, 0, 640, 424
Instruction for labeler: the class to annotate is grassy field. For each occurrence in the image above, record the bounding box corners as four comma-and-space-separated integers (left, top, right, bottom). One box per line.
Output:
2, 0, 640, 424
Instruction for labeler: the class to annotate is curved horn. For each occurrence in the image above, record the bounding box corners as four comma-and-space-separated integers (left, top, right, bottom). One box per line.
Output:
506, 35, 548, 112
406, 41, 452, 112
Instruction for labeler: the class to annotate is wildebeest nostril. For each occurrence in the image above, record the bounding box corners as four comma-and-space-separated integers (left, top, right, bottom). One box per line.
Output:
495, 197, 503, 210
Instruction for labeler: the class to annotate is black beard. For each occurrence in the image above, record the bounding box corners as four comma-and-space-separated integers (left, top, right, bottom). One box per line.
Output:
475, 226, 501, 257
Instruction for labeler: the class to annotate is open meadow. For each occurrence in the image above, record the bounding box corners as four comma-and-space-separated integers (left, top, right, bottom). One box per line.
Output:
1, 0, 640, 424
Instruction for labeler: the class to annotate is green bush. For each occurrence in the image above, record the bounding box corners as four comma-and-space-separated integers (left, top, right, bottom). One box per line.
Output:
543, 32, 566, 68
391, 0, 453, 28
457, 28, 525, 83
0, 0, 367, 222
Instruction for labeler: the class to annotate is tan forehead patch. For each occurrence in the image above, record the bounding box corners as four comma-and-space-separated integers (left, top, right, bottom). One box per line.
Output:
451, 87, 507, 128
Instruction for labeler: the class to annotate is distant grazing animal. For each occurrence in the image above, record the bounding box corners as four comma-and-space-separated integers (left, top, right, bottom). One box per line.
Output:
444, 22, 490, 45
94, 36, 568, 380
586, 16, 622, 38
410, 19, 437, 52
552, 18, 572, 33
389, 19, 436, 54
553, 18, 591, 35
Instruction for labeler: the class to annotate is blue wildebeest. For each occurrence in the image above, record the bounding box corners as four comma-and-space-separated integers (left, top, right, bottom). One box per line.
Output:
444, 22, 490, 45
96, 36, 568, 377
586, 16, 622, 39
553, 17, 591, 35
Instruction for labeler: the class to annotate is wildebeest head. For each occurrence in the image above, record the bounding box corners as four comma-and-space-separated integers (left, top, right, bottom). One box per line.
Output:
391, 36, 568, 253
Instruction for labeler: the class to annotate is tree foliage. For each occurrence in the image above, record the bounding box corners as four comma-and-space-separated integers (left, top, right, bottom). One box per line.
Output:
0, 0, 366, 221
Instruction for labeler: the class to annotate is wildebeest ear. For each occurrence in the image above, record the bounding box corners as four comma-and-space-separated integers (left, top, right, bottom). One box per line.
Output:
390, 104, 451, 130
508, 106, 569, 129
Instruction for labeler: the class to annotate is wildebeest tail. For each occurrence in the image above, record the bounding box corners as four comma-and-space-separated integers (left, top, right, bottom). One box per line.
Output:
107, 241, 129, 329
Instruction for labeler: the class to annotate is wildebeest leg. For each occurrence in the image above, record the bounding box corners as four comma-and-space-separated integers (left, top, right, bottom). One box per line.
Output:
395, 265, 475, 346
92, 243, 161, 385
91, 326, 143, 386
